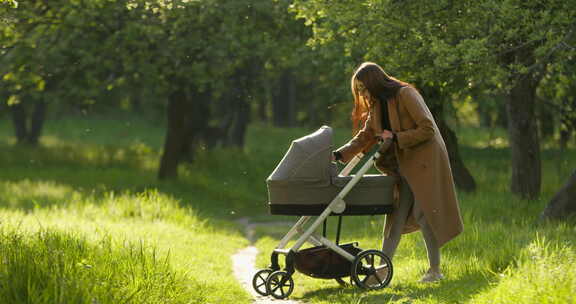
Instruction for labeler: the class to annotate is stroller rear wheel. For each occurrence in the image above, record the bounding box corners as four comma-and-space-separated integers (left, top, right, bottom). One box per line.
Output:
252, 269, 273, 296
266, 271, 294, 299
351, 250, 393, 290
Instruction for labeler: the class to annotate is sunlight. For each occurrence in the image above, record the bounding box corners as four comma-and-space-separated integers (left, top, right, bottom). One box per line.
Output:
0, 180, 79, 210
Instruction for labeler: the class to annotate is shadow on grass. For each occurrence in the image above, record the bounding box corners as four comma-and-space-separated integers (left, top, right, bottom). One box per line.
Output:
298, 270, 492, 304
0, 179, 79, 211
0, 144, 264, 237
0, 142, 272, 218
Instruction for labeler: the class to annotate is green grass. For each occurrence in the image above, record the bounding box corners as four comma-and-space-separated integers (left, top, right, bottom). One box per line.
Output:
0, 228, 195, 303
0, 184, 251, 303
0, 115, 251, 304
0, 114, 575, 303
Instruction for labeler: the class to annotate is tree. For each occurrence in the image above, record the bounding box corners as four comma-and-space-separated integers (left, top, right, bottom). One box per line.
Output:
540, 170, 576, 221
538, 60, 576, 150
418, 0, 575, 200
1, 0, 331, 179
1, 0, 52, 145
154, 0, 312, 179
291, 0, 478, 192
154, 0, 356, 179
291, 0, 576, 198
0, 0, 161, 144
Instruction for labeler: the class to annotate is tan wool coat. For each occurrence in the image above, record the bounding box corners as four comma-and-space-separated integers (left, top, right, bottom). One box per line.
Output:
335, 86, 463, 247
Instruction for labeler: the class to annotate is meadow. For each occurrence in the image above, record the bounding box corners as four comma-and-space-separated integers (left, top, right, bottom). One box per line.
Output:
0, 113, 575, 304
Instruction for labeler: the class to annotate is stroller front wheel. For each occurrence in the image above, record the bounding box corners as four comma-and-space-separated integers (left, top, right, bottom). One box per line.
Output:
252, 269, 273, 296
351, 250, 393, 290
266, 271, 294, 299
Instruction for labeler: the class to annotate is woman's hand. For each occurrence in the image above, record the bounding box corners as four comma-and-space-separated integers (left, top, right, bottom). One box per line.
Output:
381, 129, 394, 140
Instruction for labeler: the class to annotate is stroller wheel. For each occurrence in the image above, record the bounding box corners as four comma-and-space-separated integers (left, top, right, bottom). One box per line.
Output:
266, 271, 294, 299
351, 250, 393, 290
252, 269, 273, 296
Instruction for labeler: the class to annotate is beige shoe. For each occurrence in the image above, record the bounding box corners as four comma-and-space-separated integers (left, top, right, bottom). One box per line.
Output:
364, 265, 389, 287
419, 270, 444, 283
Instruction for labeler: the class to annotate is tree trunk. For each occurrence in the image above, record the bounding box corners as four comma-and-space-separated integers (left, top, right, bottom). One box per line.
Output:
272, 70, 296, 127
537, 99, 554, 140
158, 85, 211, 180
287, 71, 296, 126
220, 68, 253, 148
437, 119, 477, 192
28, 99, 46, 145
495, 100, 508, 130
257, 97, 267, 122
507, 75, 541, 199
423, 87, 476, 192
475, 99, 493, 128
11, 103, 28, 144
257, 87, 269, 123
227, 97, 250, 147
9, 99, 47, 146
131, 93, 143, 113
559, 128, 570, 150
539, 169, 576, 221
559, 97, 575, 150
158, 91, 193, 180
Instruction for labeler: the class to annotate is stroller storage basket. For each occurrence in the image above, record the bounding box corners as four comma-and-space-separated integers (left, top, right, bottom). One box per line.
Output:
294, 243, 363, 279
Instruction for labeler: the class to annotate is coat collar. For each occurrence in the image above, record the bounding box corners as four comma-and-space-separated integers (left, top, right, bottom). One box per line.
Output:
387, 97, 401, 132
370, 96, 401, 133
370, 100, 383, 135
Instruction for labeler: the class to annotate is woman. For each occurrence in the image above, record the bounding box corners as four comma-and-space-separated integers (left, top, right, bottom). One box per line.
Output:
332, 62, 463, 283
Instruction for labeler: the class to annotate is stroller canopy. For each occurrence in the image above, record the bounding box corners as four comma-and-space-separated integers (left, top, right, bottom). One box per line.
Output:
266, 126, 397, 216
267, 126, 334, 185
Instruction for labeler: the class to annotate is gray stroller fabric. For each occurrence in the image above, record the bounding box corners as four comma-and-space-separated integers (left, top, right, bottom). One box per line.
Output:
267, 126, 396, 215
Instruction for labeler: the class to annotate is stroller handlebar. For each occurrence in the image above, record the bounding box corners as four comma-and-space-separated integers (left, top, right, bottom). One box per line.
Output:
338, 137, 392, 177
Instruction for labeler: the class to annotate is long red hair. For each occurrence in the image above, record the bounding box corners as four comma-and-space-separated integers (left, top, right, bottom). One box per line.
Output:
350, 62, 411, 133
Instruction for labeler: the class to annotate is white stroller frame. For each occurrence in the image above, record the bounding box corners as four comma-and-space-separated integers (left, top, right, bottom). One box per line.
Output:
253, 139, 394, 299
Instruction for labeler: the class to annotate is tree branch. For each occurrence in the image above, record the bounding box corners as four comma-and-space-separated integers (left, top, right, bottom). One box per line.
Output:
521, 26, 576, 78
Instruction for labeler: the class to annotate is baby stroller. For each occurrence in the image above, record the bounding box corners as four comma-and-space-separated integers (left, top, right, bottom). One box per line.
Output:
252, 126, 402, 299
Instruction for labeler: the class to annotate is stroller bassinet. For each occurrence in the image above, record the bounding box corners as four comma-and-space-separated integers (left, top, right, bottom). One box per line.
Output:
267, 126, 395, 216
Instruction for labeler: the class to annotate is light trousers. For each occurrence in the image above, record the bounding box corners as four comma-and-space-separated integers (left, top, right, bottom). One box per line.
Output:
381, 178, 440, 270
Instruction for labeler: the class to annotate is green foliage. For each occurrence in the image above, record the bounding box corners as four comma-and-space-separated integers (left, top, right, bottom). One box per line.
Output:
0, 229, 195, 304
291, 0, 576, 115
296, 0, 575, 82
0, 0, 364, 128
538, 59, 576, 137
2, 0, 575, 133
0, 0, 17, 8
1, 1, 305, 98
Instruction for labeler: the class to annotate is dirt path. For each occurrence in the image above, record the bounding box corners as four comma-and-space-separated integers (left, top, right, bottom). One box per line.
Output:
232, 218, 303, 304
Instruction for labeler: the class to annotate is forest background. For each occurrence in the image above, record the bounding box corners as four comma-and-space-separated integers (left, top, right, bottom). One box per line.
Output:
1, 0, 576, 303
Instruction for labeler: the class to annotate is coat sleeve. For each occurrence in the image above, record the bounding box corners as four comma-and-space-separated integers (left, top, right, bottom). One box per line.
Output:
334, 112, 379, 163
395, 87, 435, 149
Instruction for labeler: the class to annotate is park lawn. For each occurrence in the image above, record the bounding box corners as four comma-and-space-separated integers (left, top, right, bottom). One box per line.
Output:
1, 114, 575, 303
0, 115, 252, 304
0, 187, 250, 304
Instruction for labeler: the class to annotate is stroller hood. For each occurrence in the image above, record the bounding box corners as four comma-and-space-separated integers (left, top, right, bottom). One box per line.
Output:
267, 126, 334, 185
266, 126, 397, 215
